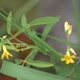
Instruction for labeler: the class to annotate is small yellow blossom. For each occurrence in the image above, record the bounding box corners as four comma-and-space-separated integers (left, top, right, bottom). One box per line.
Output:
1, 45, 13, 59
64, 22, 72, 35
61, 51, 75, 64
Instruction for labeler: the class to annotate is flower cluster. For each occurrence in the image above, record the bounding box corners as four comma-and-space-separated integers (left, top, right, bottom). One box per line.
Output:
61, 22, 76, 64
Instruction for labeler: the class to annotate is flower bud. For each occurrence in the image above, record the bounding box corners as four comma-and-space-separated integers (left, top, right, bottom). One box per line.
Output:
64, 22, 72, 35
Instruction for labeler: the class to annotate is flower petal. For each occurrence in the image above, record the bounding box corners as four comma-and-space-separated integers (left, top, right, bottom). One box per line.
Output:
70, 59, 75, 63
71, 55, 75, 58
1, 45, 13, 59
66, 59, 70, 64
61, 57, 66, 61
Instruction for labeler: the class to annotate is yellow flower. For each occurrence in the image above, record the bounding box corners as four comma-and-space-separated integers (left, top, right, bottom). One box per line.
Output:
64, 22, 72, 35
61, 51, 75, 64
1, 45, 13, 59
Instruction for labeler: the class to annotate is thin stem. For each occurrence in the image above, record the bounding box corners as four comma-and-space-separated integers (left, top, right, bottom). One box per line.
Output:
67, 35, 70, 51
22, 49, 35, 66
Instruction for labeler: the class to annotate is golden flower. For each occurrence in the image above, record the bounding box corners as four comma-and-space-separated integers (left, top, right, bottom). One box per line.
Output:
61, 51, 75, 64
64, 22, 72, 35
1, 45, 13, 59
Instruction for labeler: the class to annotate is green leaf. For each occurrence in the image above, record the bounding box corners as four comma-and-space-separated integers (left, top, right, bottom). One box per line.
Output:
6, 45, 17, 51
21, 14, 27, 27
27, 49, 38, 60
26, 49, 38, 67
41, 16, 60, 40
12, 28, 25, 38
42, 23, 54, 40
0, 61, 68, 80
29, 31, 47, 55
15, 59, 23, 64
29, 16, 60, 26
26, 60, 54, 68
28, 31, 62, 59
7, 11, 12, 34
36, 44, 47, 55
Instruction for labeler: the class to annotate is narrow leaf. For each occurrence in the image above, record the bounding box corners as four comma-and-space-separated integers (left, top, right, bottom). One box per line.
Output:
41, 16, 60, 40
0, 61, 68, 80
29, 31, 47, 55
12, 28, 25, 38
15, 59, 23, 64
29, 16, 60, 26
28, 31, 62, 59
7, 11, 12, 34
21, 14, 27, 27
26, 60, 54, 68
42, 23, 54, 40
27, 49, 38, 67
27, 49, 38, 60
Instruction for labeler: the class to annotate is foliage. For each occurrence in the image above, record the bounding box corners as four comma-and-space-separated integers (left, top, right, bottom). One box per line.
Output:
0, 1, 80, 79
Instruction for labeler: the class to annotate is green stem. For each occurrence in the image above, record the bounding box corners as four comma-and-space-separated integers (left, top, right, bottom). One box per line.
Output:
22, 49, 35, 66
67, 35, 70, 50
